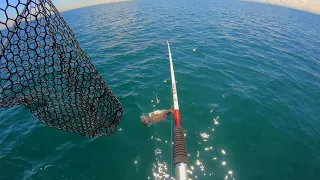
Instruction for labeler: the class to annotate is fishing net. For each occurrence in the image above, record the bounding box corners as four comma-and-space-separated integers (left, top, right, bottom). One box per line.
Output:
0, 0, 123, 137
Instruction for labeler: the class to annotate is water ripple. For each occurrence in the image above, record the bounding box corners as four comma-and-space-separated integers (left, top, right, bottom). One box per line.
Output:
1, 0, 320, 179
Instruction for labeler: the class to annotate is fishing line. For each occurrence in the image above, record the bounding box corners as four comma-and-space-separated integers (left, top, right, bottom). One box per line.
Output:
170, 89, 174, 177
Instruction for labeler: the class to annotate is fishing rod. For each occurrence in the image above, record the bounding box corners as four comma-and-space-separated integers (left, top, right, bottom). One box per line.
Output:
167, 41, 189, 180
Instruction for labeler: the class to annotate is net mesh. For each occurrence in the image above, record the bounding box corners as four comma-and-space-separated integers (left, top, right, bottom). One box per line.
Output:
0, 0, 123, 137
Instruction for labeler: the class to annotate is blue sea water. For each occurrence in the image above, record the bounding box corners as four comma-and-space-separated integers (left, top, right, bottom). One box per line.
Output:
1, 0, 320, 179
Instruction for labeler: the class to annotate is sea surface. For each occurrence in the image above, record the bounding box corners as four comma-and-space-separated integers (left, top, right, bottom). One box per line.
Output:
1, 0, 320, 179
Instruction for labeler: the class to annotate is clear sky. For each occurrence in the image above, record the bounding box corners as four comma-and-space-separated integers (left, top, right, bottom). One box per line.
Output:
243, 0, 320, 15
52, 0, 130, 12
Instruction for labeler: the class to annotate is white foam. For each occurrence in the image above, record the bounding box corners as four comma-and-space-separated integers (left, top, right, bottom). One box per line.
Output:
156, 93, 160, 103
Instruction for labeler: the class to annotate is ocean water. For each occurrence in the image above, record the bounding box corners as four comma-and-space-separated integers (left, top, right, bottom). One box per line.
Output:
1, 0, 320, 179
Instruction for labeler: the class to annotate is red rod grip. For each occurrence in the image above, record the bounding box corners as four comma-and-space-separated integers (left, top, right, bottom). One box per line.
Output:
174, 110, 181, 126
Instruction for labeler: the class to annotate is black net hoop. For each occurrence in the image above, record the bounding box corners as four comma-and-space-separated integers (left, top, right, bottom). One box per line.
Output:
0, 0, 123, 137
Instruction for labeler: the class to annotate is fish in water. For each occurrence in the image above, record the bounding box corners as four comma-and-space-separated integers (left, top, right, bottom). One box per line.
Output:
141, 107, 173, 126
